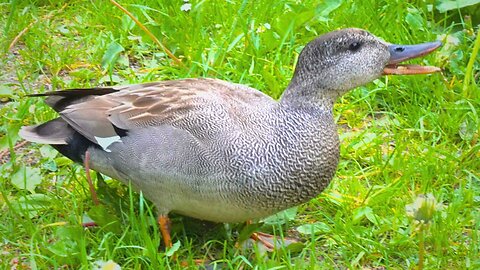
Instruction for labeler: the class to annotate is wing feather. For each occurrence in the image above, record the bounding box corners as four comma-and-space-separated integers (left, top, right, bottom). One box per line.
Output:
50, 78, 275, 146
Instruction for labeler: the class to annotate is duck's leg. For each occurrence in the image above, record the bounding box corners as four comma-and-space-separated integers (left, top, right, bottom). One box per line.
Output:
81, 150, 100, 228
244, 219, 274, 251
158, 215, 173, 248
83, 152, 169, 250
157, 216, 211, 266
249, 231, 300, 252
84, 150, 100, 205
250, 231, 275, 251
246, 221, 299, 251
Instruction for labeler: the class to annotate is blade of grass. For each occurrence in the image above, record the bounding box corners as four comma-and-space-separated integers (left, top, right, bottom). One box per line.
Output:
3, 0, 18, 38
463, 27, 479, 97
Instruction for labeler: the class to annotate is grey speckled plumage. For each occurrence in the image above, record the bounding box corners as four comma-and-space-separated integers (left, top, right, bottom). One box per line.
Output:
19, 28, 441, 224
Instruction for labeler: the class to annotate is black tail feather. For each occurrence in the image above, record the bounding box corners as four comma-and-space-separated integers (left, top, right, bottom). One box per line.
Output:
19, 118, 99, 164
29, 88, 118, 112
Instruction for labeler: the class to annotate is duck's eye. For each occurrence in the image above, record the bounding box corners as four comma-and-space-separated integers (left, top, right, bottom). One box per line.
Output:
348, 42, 361, 52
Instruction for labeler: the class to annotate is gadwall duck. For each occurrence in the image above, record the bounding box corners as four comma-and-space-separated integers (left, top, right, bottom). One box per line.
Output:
19, 28, 441, 248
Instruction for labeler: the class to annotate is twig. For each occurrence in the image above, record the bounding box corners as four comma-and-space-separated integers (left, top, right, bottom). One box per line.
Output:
8, 21, 35, 51
8, 4, 68, 51
109, 0, 183, 66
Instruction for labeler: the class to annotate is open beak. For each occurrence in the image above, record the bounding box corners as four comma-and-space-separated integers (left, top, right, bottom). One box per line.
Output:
383, 41, 442, 75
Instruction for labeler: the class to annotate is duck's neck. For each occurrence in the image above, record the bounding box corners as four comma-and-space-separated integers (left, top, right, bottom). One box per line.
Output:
279, 79, 337, 111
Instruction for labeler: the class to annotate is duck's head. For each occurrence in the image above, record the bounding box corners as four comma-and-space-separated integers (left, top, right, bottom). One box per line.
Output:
284, 28, 441, 104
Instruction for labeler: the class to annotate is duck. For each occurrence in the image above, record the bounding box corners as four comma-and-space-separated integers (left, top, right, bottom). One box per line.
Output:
19, 28, 441, 249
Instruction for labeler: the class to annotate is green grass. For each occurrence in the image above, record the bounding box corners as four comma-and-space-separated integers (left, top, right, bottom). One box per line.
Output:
1, 0, 479, 269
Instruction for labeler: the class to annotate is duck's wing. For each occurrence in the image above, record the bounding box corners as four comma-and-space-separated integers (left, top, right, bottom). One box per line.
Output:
20, 78, 275, 149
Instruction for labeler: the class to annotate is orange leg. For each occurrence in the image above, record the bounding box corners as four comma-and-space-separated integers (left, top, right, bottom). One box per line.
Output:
158, 215, 172, 248
84, 150, 99, 205
243, 220, 275, 250
245, 220, 299, 251
250, 231, 275, 251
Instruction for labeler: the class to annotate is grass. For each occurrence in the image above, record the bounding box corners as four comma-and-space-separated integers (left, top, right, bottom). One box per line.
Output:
0, 0, 479, 269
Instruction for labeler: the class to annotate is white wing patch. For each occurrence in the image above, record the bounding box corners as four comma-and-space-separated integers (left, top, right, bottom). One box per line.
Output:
94, 135, 122, 152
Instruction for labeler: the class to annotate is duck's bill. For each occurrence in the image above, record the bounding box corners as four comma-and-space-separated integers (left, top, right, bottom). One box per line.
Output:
383, 64, 441, 75
383, 41, 442, 75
